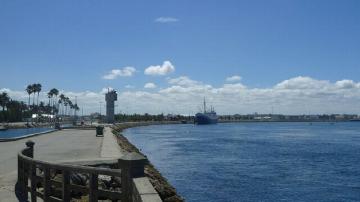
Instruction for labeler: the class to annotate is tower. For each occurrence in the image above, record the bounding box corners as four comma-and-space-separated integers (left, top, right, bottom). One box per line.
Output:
105, 90, 117, 123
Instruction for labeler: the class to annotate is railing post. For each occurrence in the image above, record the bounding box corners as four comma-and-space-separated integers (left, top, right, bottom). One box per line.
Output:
25, 140, 35, 158
30, 163, 37, 202
17, 141, 35, 201
89, 174, 98, 202
17, 155, 28, 201
118, 152, 147, 202
62, 170, 70, 202
43, 167, 51, 201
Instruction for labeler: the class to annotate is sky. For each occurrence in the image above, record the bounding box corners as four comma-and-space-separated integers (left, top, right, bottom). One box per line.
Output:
1, 0, 360, 115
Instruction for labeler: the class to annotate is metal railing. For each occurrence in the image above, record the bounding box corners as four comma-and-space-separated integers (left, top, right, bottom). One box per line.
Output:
17, 140, 148, 202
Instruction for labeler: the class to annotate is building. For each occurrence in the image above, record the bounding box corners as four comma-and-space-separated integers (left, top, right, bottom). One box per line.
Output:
105, 90, 117, 123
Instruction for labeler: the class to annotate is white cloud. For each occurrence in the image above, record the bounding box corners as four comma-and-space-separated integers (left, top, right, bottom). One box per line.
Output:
144, 61, 175, 76
102, 67, 136, 80
144, 83, 157, 89
226, 75, 242, 82
335, 80, 359, 89
101, 87, 114, 94
125, 85, 134, 89
167, 76, 200, 87
2, 76, 360, 115
154, 17, 179, 23
275, 76, 330, 90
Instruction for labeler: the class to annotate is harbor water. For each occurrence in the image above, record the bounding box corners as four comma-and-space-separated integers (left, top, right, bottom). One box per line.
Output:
0, 127, 54, 139
124, 122, 360, 202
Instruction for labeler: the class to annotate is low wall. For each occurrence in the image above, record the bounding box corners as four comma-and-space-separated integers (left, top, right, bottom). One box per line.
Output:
17, 140, 162, 202
132, 177, 162, 202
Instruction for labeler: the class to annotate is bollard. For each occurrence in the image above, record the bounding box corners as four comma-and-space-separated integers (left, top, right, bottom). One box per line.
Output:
118, 152, 147, 202
55, 122, 61, 130
96, 126, 104, 136
25, 140, 35, 158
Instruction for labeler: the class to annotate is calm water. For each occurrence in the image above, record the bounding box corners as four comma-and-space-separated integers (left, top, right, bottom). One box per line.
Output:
0, 127, 54, 139
123, 122, 360, 202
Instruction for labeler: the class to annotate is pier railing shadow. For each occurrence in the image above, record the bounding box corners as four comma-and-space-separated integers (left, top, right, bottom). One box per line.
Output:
17, 140, 161, 202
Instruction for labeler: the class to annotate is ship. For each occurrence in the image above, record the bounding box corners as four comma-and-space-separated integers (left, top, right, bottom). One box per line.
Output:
195, 98, 218, 125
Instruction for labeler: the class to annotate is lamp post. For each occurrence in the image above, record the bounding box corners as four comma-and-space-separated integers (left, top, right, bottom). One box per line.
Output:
99, 101, 102, 116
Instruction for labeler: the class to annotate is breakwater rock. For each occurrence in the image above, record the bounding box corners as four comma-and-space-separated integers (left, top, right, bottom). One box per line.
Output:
112, 122, 184, 202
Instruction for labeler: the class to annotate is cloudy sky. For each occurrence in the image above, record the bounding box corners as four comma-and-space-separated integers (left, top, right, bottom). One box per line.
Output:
1, 0, 360, 115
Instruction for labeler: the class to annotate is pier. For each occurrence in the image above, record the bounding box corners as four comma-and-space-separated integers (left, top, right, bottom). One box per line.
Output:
0, 127, 161, 201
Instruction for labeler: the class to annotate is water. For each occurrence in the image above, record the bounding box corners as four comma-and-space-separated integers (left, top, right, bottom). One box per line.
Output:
123, 122, 360, 202
0, 127, 54, 139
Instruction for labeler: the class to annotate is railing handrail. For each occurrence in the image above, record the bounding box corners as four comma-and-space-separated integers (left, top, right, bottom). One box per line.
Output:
19, 149, 123, 176
17, 140, 149, 202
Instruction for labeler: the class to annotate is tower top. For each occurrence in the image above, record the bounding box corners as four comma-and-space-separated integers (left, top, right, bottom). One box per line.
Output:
105, 90, 117, 102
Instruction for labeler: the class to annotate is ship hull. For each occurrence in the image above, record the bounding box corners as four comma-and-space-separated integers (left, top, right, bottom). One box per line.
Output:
195, 113, 218, 125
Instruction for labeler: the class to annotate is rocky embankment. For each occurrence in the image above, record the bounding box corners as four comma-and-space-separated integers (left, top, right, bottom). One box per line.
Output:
112, 122, 184, 202
2, 122, 60, 129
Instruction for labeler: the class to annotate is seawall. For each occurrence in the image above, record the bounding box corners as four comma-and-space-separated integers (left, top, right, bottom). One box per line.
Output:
112, 121, 185, 202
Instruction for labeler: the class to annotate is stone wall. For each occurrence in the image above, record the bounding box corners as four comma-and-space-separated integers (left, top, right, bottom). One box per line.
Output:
132, 177, 162, 202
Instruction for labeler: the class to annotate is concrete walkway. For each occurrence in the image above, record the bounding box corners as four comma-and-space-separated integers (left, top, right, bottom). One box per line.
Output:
101, 127, 125, 158
0, 127, 123, 202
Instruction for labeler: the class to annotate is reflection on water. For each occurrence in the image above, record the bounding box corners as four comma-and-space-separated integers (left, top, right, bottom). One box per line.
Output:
124, 122, 360, 202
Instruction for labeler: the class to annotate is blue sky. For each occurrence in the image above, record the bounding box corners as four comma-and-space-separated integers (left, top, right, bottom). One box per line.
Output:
1, 0, 360, 114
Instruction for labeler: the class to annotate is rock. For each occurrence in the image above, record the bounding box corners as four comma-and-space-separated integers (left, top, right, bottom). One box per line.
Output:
70, 172, 88, 186
164, 195, 184, 202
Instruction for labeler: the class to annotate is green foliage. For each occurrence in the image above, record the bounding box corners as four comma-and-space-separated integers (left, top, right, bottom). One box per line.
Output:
0, 83, 80, 122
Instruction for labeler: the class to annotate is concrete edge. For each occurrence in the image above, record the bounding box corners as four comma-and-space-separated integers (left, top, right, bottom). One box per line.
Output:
50, 158, 119, 165
133, 177, 162, 202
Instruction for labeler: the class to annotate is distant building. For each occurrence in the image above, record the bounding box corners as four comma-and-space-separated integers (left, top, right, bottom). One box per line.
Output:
105, 90, 117, 123
90, 112, 101, 119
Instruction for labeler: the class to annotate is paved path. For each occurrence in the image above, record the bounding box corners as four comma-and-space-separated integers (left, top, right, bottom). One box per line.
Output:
0, 127, 122, 202
101, 127, 125, 158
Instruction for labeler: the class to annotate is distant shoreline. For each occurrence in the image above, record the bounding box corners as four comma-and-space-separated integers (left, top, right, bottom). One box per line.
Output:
218, 119, 357, 123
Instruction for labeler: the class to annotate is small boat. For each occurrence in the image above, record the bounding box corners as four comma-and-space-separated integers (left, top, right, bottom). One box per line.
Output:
195, 98, 218, 125
350, 119, 360, 122
181, 120, 188, 124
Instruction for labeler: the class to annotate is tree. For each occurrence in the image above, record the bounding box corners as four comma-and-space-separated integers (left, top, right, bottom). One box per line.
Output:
59, 94, 66, 115
26, 85, 33, 109
34, 83, 42, 107
31, 84, 36, 106
0, 92, 10, 122
64, 97, 70, 116
50, 88, 59, 114
74, 103, 80, 116
47, 91, 53, 107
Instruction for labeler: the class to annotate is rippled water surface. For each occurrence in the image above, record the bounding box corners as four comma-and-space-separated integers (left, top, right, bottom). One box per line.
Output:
123, 122, 360, 202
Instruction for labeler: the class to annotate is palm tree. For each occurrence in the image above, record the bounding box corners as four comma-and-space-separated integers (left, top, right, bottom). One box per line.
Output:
58, 99, 63, 116
74, 104, 80, 116
26, 85, 33, 109
35, 83, 42, 107
31, 84, 36, 106
59, 94, 66, 116
0, 92, 10, 122
50, 88, 59, 114
47, 91, 53, 107
64, 97, 70, 116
